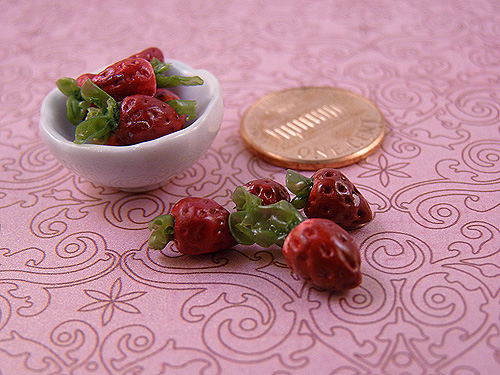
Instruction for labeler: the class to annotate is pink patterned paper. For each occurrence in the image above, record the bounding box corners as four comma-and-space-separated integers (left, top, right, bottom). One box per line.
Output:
1, 0, 499, 374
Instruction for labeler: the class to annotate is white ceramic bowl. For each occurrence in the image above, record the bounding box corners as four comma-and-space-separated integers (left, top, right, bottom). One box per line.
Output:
39, 59, 223, 192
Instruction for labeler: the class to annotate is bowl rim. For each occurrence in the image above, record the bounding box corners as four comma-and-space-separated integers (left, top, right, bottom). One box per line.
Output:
39, 58, 222, 155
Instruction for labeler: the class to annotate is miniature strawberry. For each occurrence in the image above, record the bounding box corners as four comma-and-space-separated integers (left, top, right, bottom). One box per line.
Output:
282, 218, 362, 290
129, 46, 165, 62
87, 57, 156, 101
286, 168, 373, 230
104, 132, 126, 146
75, 47, 162, 89
148, 197, 237, 255
57, 47, 204, 145
114, 94, 186, 145
76, 73, 96, 87
155, 88, 181, 102
243, 178, 290, 206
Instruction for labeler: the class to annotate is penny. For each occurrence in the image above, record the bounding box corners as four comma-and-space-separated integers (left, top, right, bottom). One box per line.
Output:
240, 87, 385, 170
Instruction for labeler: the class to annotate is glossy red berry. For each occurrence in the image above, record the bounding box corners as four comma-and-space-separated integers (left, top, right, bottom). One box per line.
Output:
90, 57, 156, 101
76, 73, 96, 87
115, 94, 185, 145
129, 46, 165, 62
244, 178, 290, 205
305, 168, 373, 230
155, 88, 181, 102
171, 197, 237, 255
283, 218, 362, 291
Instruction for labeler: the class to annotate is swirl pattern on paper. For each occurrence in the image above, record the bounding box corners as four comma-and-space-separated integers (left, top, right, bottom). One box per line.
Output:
0, 0, 499, 374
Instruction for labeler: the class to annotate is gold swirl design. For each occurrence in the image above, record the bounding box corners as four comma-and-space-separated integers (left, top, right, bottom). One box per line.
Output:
50, 320, 98, 368
30, 206, 74, 238
392, 183, 468, 229
9, 142, 64, 180
103, 194, 166, 230
379, 37, 429, 61
364, 232, 429, 274
402, 273, 475, 326
200, 293, 296, 364
55, 231, 102, 260
0, 63, 32, 85
412, 56, 451, 76
0, 295, 10, 333
447, 87, 500, 125
384, 133, 422, 159
344, 61, 397, 83
462, 140, 500, 177
0, 88, 32, 110
163, 150, 230, 199
32, 232, 119, 285
101, 324, 219, 374
325, 274, 394, 324
377, 81, 424, 110
120, 244, 298, 365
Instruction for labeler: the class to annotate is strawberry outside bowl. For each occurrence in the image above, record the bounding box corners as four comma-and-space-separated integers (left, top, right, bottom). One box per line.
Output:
39, 59, 223, 192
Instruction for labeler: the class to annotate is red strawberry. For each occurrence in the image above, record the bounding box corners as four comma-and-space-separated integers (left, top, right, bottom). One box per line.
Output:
287, 168, 373, 230
104, 133, 126, 146
149, 197, 237, 255
76, 48, 162, 88
155, 88, 181, 102
90, 57, 156, 101
283, 218, 362, 290
305, 168, 372, 229
171, 197, 237, 255
76, 73, 96, 87
115, 94, 186, 145
129, 46, 165, 62
243, 178, 290, 206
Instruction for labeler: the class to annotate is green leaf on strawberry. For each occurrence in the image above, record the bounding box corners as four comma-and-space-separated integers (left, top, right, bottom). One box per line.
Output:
65, 95, 90, 125
56, 77, 81, 97
151, 58, 171, 74
151, 58, 204, 88
229, 186, 304, 248
285, 169, 313, 209
166, 99, 197, 121
74, 80, 119, 144
148, 214, 175, 250
56, 77, 90, 125
156, 74, 204, 88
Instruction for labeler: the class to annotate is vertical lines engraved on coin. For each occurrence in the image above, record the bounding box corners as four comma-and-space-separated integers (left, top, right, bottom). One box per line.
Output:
274, 128, 290, 139
265, 104, 344, 144
305, 113, 322, 124
296, 117, 313, 128
280, 125, 299, 137
264, 129, 280, 139
287, 122, 304, 132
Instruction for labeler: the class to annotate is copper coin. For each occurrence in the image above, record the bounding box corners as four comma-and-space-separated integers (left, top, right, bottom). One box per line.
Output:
240, 87, 385, 170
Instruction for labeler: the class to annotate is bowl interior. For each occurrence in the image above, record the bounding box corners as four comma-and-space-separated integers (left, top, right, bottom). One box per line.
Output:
48, 59, 218, 143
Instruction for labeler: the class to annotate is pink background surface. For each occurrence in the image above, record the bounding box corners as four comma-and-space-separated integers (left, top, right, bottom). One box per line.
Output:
1, 0, 500, 374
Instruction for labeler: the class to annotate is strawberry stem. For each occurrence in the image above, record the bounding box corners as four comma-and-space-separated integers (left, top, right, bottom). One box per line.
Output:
229, 186, 304, 248
151, 57, 204, 88
166, 99, 197, 120
56, 78, 90, 125
285, 169, 313, 209
148, 214, 175, 250
73, 80, 119, 144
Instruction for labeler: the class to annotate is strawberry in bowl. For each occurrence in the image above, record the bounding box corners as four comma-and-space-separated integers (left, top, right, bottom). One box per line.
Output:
39, 47, 222, 192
